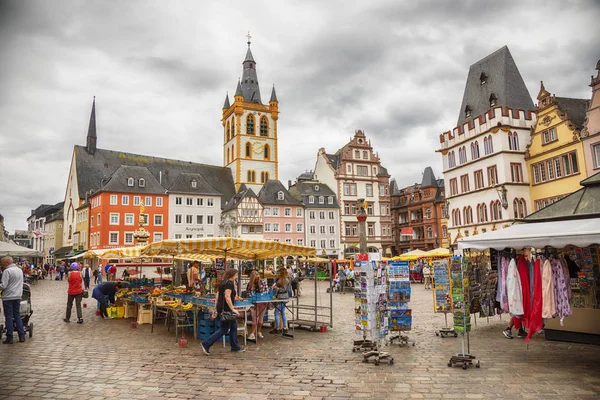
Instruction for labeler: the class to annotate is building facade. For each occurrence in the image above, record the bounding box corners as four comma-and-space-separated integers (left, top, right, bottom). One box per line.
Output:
525, 82, 589, 211
220, 185, 263, 239
167, 173, 222, 239
314, 130, 393, 257
391, 167, 447, 254
27, 202, 63, 260
258, 180, 305, 245
43, 210, 63, 265
289, 173, 341, 258
439, 46, 535, 246
222, 40, 279, 193
88, 166, 168, 249
582, 60, 600, 177
73, 202, 90, 252
63, 98, 236, 249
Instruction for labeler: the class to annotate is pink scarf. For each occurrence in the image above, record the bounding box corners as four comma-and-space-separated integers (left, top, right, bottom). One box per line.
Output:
541, 259, 555, 319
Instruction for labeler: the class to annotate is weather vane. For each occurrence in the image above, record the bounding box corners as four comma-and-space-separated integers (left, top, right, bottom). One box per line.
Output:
246, 31, 252, 46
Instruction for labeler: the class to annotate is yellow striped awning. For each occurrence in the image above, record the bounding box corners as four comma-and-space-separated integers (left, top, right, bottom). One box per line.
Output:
82, 247, 143, 259
140, 237, 316, 260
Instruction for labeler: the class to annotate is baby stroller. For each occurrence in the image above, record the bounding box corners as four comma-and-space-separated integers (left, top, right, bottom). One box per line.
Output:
0, 283, 34, 340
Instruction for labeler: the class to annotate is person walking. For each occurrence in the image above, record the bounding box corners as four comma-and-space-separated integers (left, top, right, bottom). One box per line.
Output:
246, 270, 268, 340
82, 264, 92, 290
0, 256, 26, 343
337, 266, 347, 294
423, 264, 432, 290
92, 281, 121, 319
64, 262, 84, 324
271, 268, 291, 334
59, 263, 66, 280
201, 268, 245, 355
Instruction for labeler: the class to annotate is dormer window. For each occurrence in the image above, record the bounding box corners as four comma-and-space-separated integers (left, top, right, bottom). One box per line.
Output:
489, 93, 498, 107
277, 191, 284, 201
480, 72, 488, 85
314, 185, 320, 191
319, 196, 324, 204
309, 196, 314, 204
328, 196, 333, 204
465, 105, 472, 119
127, 177, 134, 187
191, 179, 197, 188
138, 178, 145, 187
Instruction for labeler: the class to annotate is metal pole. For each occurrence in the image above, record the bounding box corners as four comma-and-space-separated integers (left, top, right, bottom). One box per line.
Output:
314, 261, 318, 329
329, 262, 333, 328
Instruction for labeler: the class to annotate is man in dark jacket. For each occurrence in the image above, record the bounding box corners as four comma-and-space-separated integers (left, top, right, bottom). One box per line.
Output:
92, 282, 121, 319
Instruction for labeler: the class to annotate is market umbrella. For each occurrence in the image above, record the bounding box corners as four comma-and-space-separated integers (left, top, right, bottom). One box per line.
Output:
83, 247, 143, 259
299, 256, 330, 263
424, 247, 451, 257
392, 249, 428, 260
0, 241, 42, 257
140, 237, 316, 260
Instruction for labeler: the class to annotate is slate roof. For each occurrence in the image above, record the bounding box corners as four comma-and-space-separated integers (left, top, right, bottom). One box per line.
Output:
297, 171, 314, 181
74, 146, 235, 207
240, 45, 262, 104
555, 97, 589, 130
222, 184, 257, 212
420, 166, 438, 187
377, 165, 389, 177
457, 46, 534, 126
223, 93, 230, 109
523, 172, 600, 222
288, 181, 339, 209
325, 153, 341, 170
45, 210, 64, 223
30, 202, 64, 219
99, 165, 165, 195
257, 180, 304, 206
167, 173, 222, 196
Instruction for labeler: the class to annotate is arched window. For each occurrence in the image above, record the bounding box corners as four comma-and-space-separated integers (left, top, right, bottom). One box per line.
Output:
231, 119, 235, 138
520, 199, 527, 218
226, 147, 230, 164
459, 146, 467, 164
508, 132, 519, 151
225, 121, 230, 142
127, 177, 134, 187
448, 151, 456, 168
463, 206, 473, 225
427, 226, 433, 238
138, 178, 145, 187
231, 144, 234, 160
425, 208, 431, 219
246, 114, 255, 135
471, 142, 480, 160
261, 171, 269, 183
452, 209, 461, 226
477, 203, 488, 223
245, 142, 252, 157
264, 144, 270, 160
491, 200, 503, 221
247, 170, 256, 183
260, 116, 268, 136
513, 199, 520, 219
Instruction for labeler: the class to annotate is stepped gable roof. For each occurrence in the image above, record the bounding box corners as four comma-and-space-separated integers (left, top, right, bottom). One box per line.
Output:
258, 180, 303, 206
377, 165, 389, 177
555, 97, 589, 130
167, 173, 222, 196
420, 167, 437, 187
524, 172, 600, 222
222, 184, 257, 212
457, 46, 534, 126
98, 165, 164, 195
288, 181, 339, 209
74, 145, 235, 205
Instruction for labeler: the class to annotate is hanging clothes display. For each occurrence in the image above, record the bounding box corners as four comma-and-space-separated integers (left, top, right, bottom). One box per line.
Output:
551, 259, 571, 324
525, 259, 543, 343
506, 258, 523, 316
514, 256, 531, 330
541, 259, 556, 319
496, 256, 510, 313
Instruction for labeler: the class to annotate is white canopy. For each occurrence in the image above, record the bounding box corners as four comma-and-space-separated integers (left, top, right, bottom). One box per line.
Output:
458, 218, 600, 251
0, 241, 42, 257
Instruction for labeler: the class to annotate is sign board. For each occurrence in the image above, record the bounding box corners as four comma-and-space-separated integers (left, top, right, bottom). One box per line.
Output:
215, 258, 225, 273
400, 228, 414, 235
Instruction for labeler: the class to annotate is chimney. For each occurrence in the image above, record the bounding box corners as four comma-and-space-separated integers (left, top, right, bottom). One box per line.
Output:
288, 180, 292, 189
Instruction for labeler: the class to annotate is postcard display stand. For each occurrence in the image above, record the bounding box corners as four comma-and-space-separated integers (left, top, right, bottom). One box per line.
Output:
352, 253, 394, 366
447, 257, 480, 369
432, 258, 457, 338
387, 260, 415, 347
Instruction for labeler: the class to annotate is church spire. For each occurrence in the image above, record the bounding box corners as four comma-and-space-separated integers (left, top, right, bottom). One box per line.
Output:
270, 85, 278, 103
240, 32, 262, 104
223, 92, 230, 109
86, 96, 97, 155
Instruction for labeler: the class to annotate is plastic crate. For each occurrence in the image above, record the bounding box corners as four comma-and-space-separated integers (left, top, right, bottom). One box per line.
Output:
107, 306, 125, 319
137, 308, 152, 325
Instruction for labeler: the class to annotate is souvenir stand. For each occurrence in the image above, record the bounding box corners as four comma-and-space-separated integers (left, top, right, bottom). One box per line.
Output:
431, 257, 456, 338
448, 256, 480, 369
387, 259, 415, 347
352, 253, 393, 366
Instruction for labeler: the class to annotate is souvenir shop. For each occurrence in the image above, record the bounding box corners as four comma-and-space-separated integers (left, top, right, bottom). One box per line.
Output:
458, 217, 600, 345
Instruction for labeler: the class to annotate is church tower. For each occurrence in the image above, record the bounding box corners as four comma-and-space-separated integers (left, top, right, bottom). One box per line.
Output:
222, 34, 279, 192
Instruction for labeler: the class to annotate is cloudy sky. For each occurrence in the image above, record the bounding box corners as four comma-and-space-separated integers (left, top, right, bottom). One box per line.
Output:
1, 0, 598, 231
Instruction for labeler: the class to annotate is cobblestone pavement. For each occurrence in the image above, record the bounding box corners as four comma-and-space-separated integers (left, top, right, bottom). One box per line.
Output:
1, 278, 599, 399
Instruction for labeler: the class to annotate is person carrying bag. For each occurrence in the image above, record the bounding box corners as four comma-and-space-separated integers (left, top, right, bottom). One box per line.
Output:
201, 269, 245, 355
